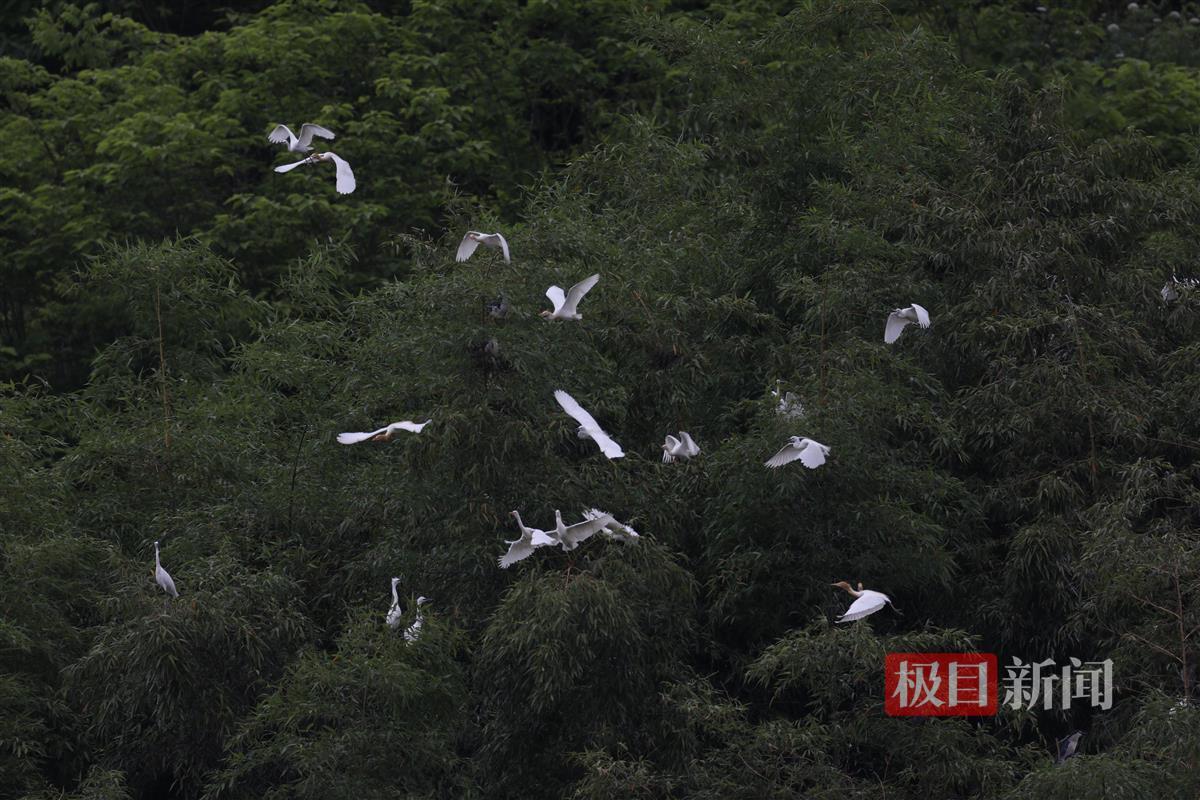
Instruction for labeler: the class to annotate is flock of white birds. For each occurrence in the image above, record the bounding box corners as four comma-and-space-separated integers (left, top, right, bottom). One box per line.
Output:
150, 125, 946, 631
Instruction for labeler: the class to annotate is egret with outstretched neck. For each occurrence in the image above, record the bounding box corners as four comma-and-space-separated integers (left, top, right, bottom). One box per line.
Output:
831, 581, 896, 622
154, 540, 178, 604
386, 577, 402, 629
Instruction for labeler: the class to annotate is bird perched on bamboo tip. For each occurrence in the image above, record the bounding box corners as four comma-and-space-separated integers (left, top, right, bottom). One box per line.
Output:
1055, 731, 1083, 765
154, 540, 178, 599
386, 577, 403, 629
404, 597, 430, 644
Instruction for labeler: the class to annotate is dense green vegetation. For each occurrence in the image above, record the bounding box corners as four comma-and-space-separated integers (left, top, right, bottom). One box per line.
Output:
3, 1, 1200, 798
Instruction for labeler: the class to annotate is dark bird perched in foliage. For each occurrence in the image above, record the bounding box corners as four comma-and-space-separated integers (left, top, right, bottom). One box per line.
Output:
486, 294, 510, 319
1055, 732, 1083, 765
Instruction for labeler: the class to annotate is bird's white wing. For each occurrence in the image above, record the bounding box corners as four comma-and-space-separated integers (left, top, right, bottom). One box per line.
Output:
157, 567, 178, 598
562, 273, 600, 315
797, 439, 827, 469
388, 419, 431, 434
274, 159, 311, 174
884, 311, 909, 344
836, 591, 887, 622
1163, 283, 1177, 302
499, 537, 537, 569
765, 441, 805, 468
912, 304, 930, 328
337, 426, 389, 445
664, 434, 681, 450
553, 390, 623, 458
680, 432, 700, 456
457, 233, 480, 262
268, 124, 295, 145
325, 152, 355, 194
562, 512, 616, 549
545, 285, 567, 313
496, 233, 510, 263
297, 123, 336, 147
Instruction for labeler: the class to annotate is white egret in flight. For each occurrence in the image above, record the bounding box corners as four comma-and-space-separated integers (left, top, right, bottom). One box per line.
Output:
154, 540, 178, 599
268, 123, 335, 153
457, 231, 510, 264
404, 597, 430, 644
550, 509, 616, 551
274, 152, 356, 194
337, 419, 431, 445
542, 274, 600, 321
499, 510, 556, 569
553, 390, 624, 459
662, 431, 701, 463
581, 508, 641, 543
884, 304, 931, 344
831, 581, 896, 622
386, 577, 403, 629
765, 436, 829, 469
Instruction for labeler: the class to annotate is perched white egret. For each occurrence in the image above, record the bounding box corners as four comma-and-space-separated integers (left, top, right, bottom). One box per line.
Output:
553, 390, 624, 459
550, 508, 617, 551
1055, 731, 1083, 765
662, 431, 701, 463
386, 576, 403, 629
765, 436, 829, 469
457, 231, 510, 264
1162, 275, 1199, 302
154, 540, 178, 599
274, 152, 356, 194
404, 596, 429, 644
884, 303, 931, 344
268, 123, 336, 153
771, 381, 804, 418
831, 581, 896, 622
582, 508, 640, 543
541, 274, 600, 321
337, 419, 432, 445
499, 510, 556, 568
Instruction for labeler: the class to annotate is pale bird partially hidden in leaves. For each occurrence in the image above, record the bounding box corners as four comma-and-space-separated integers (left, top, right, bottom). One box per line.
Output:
831, 581, 896, 622
554, 390, 624, 459
337, 419, 431, 445
771, 381, 804, 419
499, 510, 556, 569
884, 303, 931, 344
404, 597, 430, 644
457, 231, 510, 264
582, 508, 641, 543
1162, 275, 1199, 302
274, 152, 356, 194
550, 509, 616, 551
541, 274, 600, 321
486, 294, 510, 319
765, 436, 829, 469
662, 431, 701, 463
268, 123, 336, 153
1055, 732, 1083, 765
386, 577, 403, 629
154, 540, 178, 599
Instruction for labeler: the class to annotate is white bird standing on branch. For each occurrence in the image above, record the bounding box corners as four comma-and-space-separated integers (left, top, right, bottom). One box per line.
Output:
553, 390, 624, 459
662, 431, 701, 463
831, 581, 897, 622
404, 597, 430, 644
268, 123, 336, 153
154, 540, 178, 599
274, 152, 356, 194
457, 231, 510, 264
337, 419, 431, 445
884, 303, 931, 344
550, 509, 616, 551
541, 274, 600, 321
499, 510, 556, 568
771, 381, 804, 419
386, 577, 403, 629
765, 436, 829, 469
1162, 275, 1199, 302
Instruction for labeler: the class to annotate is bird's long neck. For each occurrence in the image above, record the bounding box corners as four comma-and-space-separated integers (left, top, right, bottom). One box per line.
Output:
512, 511, 525, 532
837, 583, 863, 598
391, 582, 399, 606
154, 543, 161, 568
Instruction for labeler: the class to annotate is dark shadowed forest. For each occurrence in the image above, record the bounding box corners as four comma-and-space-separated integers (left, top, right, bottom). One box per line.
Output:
2, 1, 1200, 798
